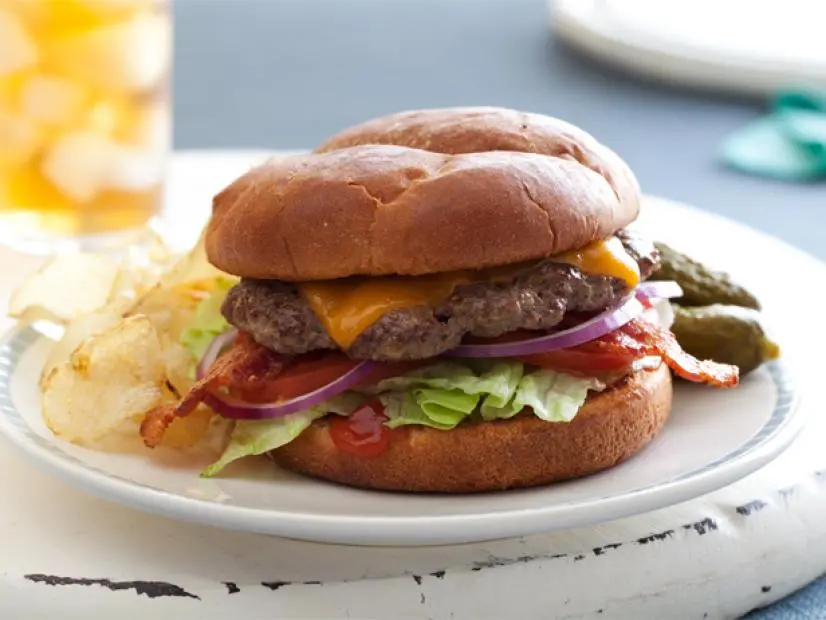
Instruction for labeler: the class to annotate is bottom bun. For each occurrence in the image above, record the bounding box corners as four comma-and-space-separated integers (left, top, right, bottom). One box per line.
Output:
270, 364, 673, 493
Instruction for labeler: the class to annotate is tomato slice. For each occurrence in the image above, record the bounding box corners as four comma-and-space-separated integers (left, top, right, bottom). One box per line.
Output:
518, 335, 644, 374
356, 360, 429, 387
329, 399, 395, 458
230, 352, 362, 403
228, 350, 426, 404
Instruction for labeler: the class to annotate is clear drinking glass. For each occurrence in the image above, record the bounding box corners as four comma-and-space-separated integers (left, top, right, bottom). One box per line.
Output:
0, 0, 171, 253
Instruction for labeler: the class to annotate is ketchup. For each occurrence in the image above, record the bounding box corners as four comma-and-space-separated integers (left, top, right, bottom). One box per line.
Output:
329, 399, 394, 458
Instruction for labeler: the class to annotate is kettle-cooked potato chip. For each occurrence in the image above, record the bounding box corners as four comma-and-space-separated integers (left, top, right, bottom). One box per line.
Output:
42, 314, 169, 444
9, 253, 121, 325
39, 303, 129, 389
25, 225, 236, 451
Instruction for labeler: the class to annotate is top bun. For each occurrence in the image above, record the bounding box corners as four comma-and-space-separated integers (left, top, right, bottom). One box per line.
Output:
206, 107, 640, 280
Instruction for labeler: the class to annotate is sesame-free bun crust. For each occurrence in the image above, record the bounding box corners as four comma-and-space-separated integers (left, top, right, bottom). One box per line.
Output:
205, 107, 641, 280
316, 107, 638, 210
270, 365, 672, 493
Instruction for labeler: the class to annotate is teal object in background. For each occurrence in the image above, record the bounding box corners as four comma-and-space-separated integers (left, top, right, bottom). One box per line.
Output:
720, 88, 826, 181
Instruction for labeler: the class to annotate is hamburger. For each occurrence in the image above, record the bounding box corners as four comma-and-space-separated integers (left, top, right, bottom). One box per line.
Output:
140, 107, 738, 493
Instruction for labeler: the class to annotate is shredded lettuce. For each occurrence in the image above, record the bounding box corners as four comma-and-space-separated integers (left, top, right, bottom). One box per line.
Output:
201, 410, 326, 478
375, 361, 602, 428
369, 361, 522, 429
367, 361, 523, 401
202, 361, 605, 476
180, 277, 236, 362
491, 371, 604, 422
380, 391, 473, 430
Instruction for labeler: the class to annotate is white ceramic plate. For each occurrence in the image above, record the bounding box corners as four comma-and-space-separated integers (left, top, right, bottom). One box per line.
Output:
0, 197, 808, 547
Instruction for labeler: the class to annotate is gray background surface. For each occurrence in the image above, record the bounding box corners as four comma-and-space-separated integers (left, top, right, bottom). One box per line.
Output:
171, 0, 824, 259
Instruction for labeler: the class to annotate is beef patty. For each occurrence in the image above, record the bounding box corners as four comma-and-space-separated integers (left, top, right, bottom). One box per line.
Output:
221, 230, 659, 361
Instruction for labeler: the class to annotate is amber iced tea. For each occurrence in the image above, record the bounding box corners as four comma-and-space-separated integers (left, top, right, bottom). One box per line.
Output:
0, 0, 171, 248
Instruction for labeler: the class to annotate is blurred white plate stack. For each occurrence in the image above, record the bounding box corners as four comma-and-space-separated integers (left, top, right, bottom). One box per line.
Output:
551, 0, 826, 96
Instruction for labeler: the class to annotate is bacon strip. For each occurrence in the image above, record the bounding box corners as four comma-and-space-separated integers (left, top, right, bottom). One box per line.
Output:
141, 315, 738, 447
571, 316, 739, 387
140, 333, 286, 447
619, 319, 739, 388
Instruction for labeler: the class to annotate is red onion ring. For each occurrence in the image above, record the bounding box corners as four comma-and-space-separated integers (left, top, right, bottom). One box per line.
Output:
195, 328, 375, 420
634, 281, 683, 301
196, 328, 238, 380
195, 280, 683, 416
204, 361, 377, 420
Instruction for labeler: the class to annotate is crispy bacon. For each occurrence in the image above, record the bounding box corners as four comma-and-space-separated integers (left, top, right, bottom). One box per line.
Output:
562, 316, 739, 387
618, 319, 739, 388
141, 314, 739, 447
140, 333, 287, 447
580, 327, 650, 358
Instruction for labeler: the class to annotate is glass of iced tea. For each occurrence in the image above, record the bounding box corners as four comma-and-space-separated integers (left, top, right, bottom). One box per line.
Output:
0, 0, 171, 253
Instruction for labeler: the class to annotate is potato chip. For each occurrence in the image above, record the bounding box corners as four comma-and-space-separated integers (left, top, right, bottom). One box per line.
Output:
108, 264, 157, 305
126, 229, 235, 340
9, 253, 120, 325
30, 223, 237, 450
39, 302, 129, 389
128, 284, 206, 342
160, 337, 196, 398
141, 228, 174, 266
109, 254, 170, 305
113, 232, 175, 302
9, 229, 176, 326
42, 314, 169, 444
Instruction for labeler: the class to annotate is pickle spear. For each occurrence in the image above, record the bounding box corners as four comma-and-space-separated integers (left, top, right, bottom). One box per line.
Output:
652, 242, 761, 310
670, 304, 780, 376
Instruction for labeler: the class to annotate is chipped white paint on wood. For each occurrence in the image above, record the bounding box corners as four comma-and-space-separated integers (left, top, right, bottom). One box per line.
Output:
0, 152, 823, 620
0, 443, 823, 619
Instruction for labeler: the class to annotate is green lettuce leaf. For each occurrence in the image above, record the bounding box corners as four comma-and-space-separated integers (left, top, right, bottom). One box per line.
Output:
381, 389, 477, 430
201, 393, 364, 477
203, 359, 605, 476
485, 371, 605, 422
368, 360, 521, 397
201, 410, 325, 477
180, 277, 236, 362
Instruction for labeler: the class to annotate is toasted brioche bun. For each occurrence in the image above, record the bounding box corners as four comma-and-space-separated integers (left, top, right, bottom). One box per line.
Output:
316, 106, 638, 211
205, 107, 640, 280
270, 364, 672, 493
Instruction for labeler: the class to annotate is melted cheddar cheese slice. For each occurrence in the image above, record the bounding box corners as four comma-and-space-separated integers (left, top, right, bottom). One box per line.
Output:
299, 238, 639, 349
300, 273, 472, 349
554, 236, 640, 288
